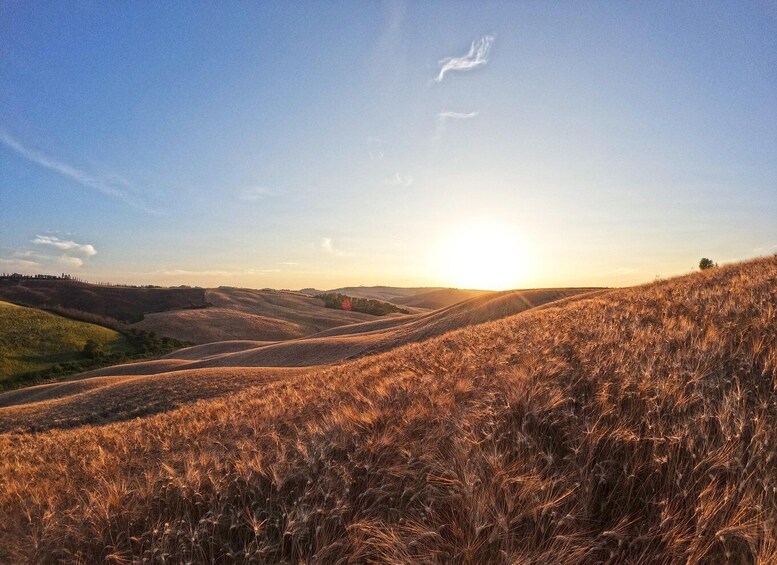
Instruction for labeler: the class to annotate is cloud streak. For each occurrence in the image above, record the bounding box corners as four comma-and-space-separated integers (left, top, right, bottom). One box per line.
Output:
435, 35, 494, 82
58, 255, 84, 268
386, 172, 413, 187
432, 110, 479, 143
0, 258, 41, 271
32, 235, 97, 256
0, 129, 153, 212
153, 267, 283, 277
239, 186, 276, 201
437, 111, 479, 120
321, 237, 347, 257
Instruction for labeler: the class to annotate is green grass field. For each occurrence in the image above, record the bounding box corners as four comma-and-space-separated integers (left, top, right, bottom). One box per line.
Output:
0, 300, 132, 382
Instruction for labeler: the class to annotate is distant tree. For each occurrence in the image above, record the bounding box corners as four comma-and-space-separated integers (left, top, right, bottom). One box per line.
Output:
699, 258, 716, 270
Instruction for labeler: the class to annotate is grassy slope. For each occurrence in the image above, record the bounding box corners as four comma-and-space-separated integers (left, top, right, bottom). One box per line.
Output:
0, 301, 131, 381
1, 257, 777, 563
42, 288, 592, 380
130, 288, 377, 343
392, 287, 492, 309
0, 278, 207, 324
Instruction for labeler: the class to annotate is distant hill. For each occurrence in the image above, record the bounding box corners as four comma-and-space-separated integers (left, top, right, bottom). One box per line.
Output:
0, 300, 132, 384
0, 279, 392, 344
71, 287, 597, 376
304, 285, 493, 310
322, 286, 443, 302
0, 278, 207, 325
391, 287, 491, 309
131, 287, 379, 343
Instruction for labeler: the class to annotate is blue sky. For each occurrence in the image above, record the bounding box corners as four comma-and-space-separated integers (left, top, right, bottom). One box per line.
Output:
1, 1, 776, 290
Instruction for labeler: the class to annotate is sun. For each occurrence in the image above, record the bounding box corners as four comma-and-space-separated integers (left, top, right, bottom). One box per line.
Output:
437, 222, 530, 291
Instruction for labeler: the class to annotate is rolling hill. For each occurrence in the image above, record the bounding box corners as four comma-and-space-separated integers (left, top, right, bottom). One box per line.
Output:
2, 257, 776, 563
0, 277, 207, 325
56, 287, 595, 379
391, 287, 492, 309
0, 280, 397, 345
131, 287, 379, 343
306, 286, 494, 310
0, 300, 132, 384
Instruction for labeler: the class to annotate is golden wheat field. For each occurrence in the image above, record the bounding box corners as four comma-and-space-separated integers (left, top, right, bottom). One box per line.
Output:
1, 256, 776, 563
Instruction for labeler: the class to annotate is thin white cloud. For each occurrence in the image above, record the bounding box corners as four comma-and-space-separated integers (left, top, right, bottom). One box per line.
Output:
156, 269, 235, 277
433, 110, 479, 143
321, 237, 346, 257
153, 267, 283, 277
367, 137, 385, 161
0, 258, 41, 271
280, 261, 299, 266
437, 111, 479, 120
58, 255, 84, 269
239, 186, 276, 201
386, 172, 413, 187
0, 129, 153, 212
32, 235, 97, 256
435, 35, 494, 82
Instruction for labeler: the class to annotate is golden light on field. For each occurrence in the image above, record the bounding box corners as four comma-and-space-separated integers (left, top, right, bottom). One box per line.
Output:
437, 222, 530, 290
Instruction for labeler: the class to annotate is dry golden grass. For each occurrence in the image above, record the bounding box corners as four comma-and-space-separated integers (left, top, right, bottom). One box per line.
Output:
0, 366, 311, 433
1, 257, 776, 563
61, 288, 593, 379
133, 288, 376, 344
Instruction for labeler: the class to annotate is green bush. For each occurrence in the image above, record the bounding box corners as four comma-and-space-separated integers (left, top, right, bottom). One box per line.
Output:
699, 258, 716, 270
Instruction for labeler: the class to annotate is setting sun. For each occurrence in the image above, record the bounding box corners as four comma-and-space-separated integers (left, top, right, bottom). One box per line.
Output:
438, 222, 530, 290
1, 3, 776, 562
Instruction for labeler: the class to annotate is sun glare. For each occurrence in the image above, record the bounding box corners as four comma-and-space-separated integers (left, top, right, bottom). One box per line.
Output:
437, 222, 530, 291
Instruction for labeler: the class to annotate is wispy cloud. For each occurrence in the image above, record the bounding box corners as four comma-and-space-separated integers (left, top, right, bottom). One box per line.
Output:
58, 255, 84, 269
0, 129, 154, 212
321, 237, 347, 257
0, 252, 85, 271
239, 186, 276, 201
367, 137, 385, 161
156, 269, 235, 277
433, 110, 479, 142
31, 235, 97, 256
437, 111, 479, 120
153, 267, 282, 277
386, 172, 413, 187
0, 258, 41, 271
434, 35, 494, 82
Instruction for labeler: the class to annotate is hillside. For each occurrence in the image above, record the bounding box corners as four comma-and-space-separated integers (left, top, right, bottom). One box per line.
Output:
0, 277, 206, 324
392, 287, 492, 309
0, 280, 390, 344
308, 286, 494, 310
0, 301, 132, 384
131, 288, 377, 343
58, 287, 594, 378
306, 285, 443, 302
1, 256, 776, 563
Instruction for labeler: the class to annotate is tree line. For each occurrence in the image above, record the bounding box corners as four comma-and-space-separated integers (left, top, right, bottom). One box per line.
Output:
318, 293, 410, 316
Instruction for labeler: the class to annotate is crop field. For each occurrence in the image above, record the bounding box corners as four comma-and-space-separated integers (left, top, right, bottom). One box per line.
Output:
0, 301, 132, 383
1, 256, 775, 563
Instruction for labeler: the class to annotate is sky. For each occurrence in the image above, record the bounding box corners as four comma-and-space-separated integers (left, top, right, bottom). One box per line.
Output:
1, 1, 776, 290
